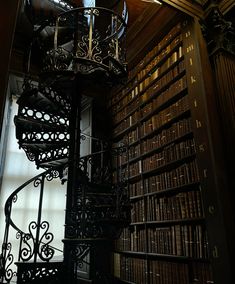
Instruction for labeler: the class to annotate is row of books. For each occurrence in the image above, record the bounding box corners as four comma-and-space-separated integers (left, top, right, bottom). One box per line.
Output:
113, 63, 186, 136
129, 23, 182, 81
149, 260, 189, 284
113, 49, 184, 121
115, 228, 131, 252
141, 75, 187, 118
115, 255, 213, 284
147, 224, 209, 258
143, 160, 200, 193
120, 104, 191, 148
130, 227, 147, 252
142, 138, 196, 173
113, 72, 187, 128
112, 68, 186, 127
137, 48, 183, 96
136, 38, 183, 83
140, 95, 189, 137
190, 262, 214, 284
131, 198, 145, 223
146, 190, 203, 221
120, 256, 147, 284
115, 116, 193, 167
142, 117, 192, 154
112, 96, 140, 124
109, 24, 182, 111
149, 260, 213, 284
123, 127, 139, 145
127, 158, 200, 197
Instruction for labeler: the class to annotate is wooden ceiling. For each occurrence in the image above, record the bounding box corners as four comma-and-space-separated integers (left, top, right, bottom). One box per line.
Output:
10, 0, 235, 75
126, 0, 150, 27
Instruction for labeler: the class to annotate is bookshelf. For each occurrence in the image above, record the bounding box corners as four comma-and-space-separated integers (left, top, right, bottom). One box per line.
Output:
109, 19, 216, 284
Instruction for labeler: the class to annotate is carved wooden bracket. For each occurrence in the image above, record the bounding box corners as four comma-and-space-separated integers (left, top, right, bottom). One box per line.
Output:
200, 4, 235, 55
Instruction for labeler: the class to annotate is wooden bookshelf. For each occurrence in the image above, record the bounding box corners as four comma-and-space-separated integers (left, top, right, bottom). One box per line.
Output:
109, 19, 216, 284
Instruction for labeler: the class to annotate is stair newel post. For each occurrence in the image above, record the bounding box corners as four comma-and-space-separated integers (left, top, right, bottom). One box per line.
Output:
34, 175, 45, 262
63, 75, 83, 283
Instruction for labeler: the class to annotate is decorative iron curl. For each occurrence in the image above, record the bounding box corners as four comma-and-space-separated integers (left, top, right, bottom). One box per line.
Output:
71, 244, 90, 270
46, 169, 60, 181
77, 35, 89, 58
0, 242, 16, 282
33, 177, 43, 188
91, 39, 102, 63
19, 232, 34, 262
23, 147, 36, 162
108, 39, 116, 58
38, 221, 55, 261
12, 194, 18, 205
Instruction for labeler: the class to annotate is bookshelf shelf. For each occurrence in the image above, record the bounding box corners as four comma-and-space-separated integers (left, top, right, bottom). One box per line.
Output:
109, 28, 182, 109
144, 217, 205, 226
143, 181, 200, 197
115, 250, 209, 262
110, 19, 214, 284
112, 59, 185, 124
122, 130, 194, 168
127, 153, 197, 182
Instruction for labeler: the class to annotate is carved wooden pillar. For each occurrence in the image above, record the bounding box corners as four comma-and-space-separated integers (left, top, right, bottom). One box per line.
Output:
201, 5, 235, 283
203, 5, 235, 189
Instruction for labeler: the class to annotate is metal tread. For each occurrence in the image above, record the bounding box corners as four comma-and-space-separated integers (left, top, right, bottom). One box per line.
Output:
17, 88, 70, 116
14, 115, 69, 133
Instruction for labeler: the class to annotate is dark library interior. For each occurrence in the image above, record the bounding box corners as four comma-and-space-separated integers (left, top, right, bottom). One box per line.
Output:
0, 0, 235, 284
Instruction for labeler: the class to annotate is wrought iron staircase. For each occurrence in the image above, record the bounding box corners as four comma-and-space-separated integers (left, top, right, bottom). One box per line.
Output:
0, 166, 65, 284
1, 1, 129, 283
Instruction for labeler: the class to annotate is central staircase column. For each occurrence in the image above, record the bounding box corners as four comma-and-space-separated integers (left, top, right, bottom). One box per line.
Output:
63, 75, 112, 283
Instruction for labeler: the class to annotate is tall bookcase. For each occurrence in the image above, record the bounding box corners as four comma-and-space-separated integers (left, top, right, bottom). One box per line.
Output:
108, 18, 222, 284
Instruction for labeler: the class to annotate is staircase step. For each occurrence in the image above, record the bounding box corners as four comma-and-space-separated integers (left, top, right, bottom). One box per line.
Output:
14, 116, 69, 133
15, 259, 64, 284
19, 131, 69, 143
20, 141, 68, 151
17, 88, 70, 116
37, 157, 68, 168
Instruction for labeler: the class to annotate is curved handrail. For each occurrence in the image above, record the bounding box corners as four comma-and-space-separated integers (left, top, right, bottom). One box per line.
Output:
4, 166, 63, 235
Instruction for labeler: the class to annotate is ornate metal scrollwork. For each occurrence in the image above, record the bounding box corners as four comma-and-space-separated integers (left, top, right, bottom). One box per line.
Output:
46, 168, 61, 181
19, 266, 61, 283
201, 6, 235, 55
36, 7, 127, 78
43, 47, 73, 72
18, 221, 55, 262
71, 244, 90, 270
0, 243, 16, 283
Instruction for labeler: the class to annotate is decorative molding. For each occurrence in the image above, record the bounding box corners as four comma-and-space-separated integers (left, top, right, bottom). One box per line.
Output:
219, 0, 235, 14
162, 0, 204, 18
201, 5, 235, 55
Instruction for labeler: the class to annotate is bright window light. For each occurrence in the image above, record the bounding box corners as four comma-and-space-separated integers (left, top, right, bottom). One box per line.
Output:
83, 0, 96, 7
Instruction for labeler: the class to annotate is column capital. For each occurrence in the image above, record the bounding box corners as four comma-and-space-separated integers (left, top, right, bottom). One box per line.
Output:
200, 4, 235, 55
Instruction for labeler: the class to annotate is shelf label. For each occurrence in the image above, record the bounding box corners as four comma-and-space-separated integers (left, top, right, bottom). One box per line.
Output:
212, 246, 219, 258
196, 120, 202, 128
199, 144, 206, 152
191, 76, 196, 84
186, 44, 194, 53
185, 31, 191, 37
208, 205, 215, 215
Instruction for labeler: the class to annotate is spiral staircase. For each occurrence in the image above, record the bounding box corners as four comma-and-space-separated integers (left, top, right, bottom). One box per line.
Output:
0, 1, 129, 283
